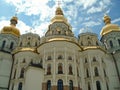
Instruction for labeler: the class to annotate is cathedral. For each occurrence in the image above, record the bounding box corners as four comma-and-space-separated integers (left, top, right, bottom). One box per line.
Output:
0, 6, 120, 90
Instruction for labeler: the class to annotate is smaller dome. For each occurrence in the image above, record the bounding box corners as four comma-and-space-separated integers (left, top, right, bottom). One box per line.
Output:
0, 16, 20, 37
103, 14, 111, 25
101, 14, 120, 36
101, 24, 120, 36
18, 32, 40, 47
10, 16, 18, 24
1, 26, 20, 37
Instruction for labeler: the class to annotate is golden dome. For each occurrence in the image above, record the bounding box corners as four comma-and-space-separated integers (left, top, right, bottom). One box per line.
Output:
0, 16, 20, 37
55, 6, 64, 15
51, 6, 71, 28
103, 14, 111, 25
1, 26, 20, 37
100, 14, 120, 36
51, 6, 66, 23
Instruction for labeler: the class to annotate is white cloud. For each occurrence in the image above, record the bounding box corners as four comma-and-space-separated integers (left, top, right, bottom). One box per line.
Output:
2, 0, 113, 36
17, 20, 31, 34
87, 0, 111, 14
33, 22, 50, 37
79, 27, 93, 34
5, 0, 55, 21
85, 17, 91, 21
112, 18, 120, 23
87, 6, 102, 14
79, 28, 85, 34
65, 4, 78, 21
82, 21, 101, 27
77, 0, 97, 9
0, 19, 31, 34
0, 18, 48, 37
0, 20, 10, 30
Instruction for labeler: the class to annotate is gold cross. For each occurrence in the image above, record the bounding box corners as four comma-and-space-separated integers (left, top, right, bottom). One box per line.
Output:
102, 6, 108, 15
30, 28, 32, 33
15, 8, 19, 16
57, 0, 62, 7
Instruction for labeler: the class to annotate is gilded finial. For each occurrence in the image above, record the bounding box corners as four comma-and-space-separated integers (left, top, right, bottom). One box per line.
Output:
57, 0, 61, 7
29, 28, 32, 33
103, 14, 111, 25
15, 8, 19, 17
55, 0, 64, 15
10, 8, 19, 26
102, 6, 111, 25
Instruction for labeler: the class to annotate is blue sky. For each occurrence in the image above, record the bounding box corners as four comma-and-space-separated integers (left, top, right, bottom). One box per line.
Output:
0, 0, 120, 39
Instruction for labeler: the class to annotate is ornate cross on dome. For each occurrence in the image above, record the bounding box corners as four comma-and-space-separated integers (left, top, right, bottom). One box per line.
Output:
34, 30, 36, 33
29, 28, 32, 33
15, 8, 19, 17
57, 0, 62, 7
25, 30, 28, 33
102, 6, 108, 16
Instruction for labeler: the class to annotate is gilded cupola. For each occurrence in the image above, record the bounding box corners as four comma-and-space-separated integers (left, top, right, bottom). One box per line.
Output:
0, 16, 20, 37
55, 6, 64, 15
50, 6, 71, 26
100, 14, 120, 36
103, 14, 111, 25
45, 6, 73, 37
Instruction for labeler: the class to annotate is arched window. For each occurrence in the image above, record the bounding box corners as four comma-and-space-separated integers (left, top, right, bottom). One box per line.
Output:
58, 63, 63, 74
102, 59, 104, 63
93, 57, 96, 62
22, 59, 25, 63
109, 40, 113, 48
85, 58, 87, 63
77, 68, 79, 76
96, 41, 99, 45
88, 41, 91, 46
27, 42, 30, 46
69, 65, 73, 75
118, 39, 120, 46
2, 40, 6, 49
104, 69, 107, 77
57, 79, 63, 90
106, 82, 109, 90
11, 84, 14, 90
20, 42, 22, 47
68, 56, 72, 60
69, 80, 73, 90
47, 64, 51, 75
47, 80, 51, 90
81, 41, 83, 45
96, 81, 101, 90
78, 82, 81, 90
20, 68, 24, 78
58, 55, 63, 59
88, 82, 91, 90
28, 37, 31, 40
94, 67, 99, 76
58, 31, 61, 34
86, 69, 89, 77
35, 42, 37, 46
18, 82, 22, 90
47, 56, 52, 60
13, 70, 16, 79
10, 42, 14, 49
